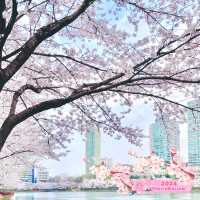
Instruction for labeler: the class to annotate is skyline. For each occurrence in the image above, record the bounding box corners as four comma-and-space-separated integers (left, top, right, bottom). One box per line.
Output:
42, 102, 154, 176
42, 98, 199, 177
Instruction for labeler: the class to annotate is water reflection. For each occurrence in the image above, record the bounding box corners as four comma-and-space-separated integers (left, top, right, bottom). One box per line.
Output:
12, 191, 200, 200
14, 193, 34, 200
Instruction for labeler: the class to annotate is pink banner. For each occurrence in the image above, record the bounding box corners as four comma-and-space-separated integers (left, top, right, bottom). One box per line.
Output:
131, 179, 192, 193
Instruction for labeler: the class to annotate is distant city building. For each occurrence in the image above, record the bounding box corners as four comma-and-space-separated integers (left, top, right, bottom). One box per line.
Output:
179, 123, 188, 163
21, 166, 37, 183
37, 168, 49, 182
100, 157, 112, 168
85, 125, 101, 176
150, 115, 180, 162
187, 99, 200, 166
21, 166, 49, 183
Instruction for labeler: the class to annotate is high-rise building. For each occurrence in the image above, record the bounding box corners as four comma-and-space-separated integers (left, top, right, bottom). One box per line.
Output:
21, 166, 49, 183
21, 166, 37, 183
85, 125, 101, 176
150, 115, 180, 162
187, 99, 200, 166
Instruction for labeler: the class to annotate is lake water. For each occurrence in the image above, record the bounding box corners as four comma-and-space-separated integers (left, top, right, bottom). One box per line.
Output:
12, 191, 200, 200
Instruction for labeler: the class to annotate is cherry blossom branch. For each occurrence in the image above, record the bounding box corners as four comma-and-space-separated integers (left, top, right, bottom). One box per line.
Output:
0, 150, 33, 160
33, 52, 107, 72
130, 76, 200, 84
128, 1, 183, 18
0, 0, 96, 91
1, 0, 200, 155
0, 72, 125, 151
109, 89, 200, 112
132, 30, 200, 77
9, 84, 61, 116
1, 47, 23, 61
0, 65, 199, 151
128, 2, 170, 31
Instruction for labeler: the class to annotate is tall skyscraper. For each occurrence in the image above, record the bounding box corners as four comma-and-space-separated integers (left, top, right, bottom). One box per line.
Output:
85, 125, 101, 176
187, 99, 200, 166
150, 115, 180, 162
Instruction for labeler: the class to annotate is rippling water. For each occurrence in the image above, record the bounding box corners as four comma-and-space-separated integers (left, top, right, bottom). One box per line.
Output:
12, 191, 200, 200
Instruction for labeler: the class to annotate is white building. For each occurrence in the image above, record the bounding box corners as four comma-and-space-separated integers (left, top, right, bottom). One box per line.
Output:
37, 168, 49, 182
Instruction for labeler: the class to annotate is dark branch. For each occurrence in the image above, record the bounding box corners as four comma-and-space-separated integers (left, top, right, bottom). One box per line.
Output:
9, 84, 60, 116
0, 0, 18, 50
128, 1, 183, 18
0, 0, 96, 91
109, 89, 200, 113
9, 84, 42, 116
0, 150, 33, 160
0, 0, 6, 34
33, 52, 107, 72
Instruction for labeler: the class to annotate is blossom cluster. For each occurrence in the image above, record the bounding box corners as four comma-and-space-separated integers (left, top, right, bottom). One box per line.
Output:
91, 152, 195, 193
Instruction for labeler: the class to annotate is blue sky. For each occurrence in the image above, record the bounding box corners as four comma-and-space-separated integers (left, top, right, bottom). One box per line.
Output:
42, 102, 155, 177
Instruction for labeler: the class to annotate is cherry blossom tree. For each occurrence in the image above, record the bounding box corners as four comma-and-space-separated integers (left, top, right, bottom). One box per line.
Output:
1, 0, 200, 155
0, 117, 64, 187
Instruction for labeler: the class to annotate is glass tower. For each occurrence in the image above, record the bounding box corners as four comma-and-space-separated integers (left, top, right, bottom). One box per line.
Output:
85, 126, 101, 176
150, 116, 180, 162
187, 100, 200, 166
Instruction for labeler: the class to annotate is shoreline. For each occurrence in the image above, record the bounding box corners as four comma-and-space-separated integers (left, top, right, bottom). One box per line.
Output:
2, 187, 200, 193
0, 188, 117, 193
1, 185, 200, 193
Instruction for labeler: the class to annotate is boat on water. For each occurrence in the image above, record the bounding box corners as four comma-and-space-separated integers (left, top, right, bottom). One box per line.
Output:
93, 147, 195, 194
